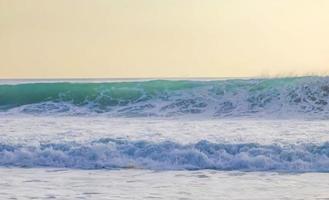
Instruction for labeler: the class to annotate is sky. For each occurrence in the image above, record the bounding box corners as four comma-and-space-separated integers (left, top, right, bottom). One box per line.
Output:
1, 0, 329, 79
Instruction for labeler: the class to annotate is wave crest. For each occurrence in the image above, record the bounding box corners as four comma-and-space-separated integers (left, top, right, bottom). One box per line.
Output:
1, 139, 329, 172
1, 77, 329, 118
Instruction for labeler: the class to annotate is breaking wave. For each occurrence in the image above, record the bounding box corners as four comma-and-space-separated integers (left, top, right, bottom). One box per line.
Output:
1, 139, 329, 172
1, 76, 329, 118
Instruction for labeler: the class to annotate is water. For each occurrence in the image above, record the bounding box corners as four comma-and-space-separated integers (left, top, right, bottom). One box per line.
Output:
1, 77, 329, 199
1, 76, 329, 118
1, 168, 329, 200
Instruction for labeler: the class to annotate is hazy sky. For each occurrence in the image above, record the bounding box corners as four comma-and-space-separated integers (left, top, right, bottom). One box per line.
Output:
1, 0, 329, 78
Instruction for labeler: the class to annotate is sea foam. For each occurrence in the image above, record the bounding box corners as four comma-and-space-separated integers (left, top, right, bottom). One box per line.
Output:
1, 76, 329, 118
1, 139, 329, 172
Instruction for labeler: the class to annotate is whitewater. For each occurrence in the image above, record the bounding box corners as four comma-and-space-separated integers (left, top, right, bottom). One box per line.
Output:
1, 77, 329, 199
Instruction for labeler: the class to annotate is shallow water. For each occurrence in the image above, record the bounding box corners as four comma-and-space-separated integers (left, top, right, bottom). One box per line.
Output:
1, 117, 329, 171
0, 168, 328, 200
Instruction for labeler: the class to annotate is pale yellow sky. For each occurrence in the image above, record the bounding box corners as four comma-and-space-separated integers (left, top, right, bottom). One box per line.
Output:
1, 0, 329, 78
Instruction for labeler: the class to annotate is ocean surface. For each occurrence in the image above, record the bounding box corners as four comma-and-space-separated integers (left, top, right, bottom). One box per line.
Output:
1, 77, 329, 199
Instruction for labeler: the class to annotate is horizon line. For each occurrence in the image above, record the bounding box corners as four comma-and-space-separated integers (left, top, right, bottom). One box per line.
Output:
0, 75, 328, 81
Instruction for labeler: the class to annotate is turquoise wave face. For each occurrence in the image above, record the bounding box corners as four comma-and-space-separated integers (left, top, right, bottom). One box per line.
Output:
0, 80, 202, 108
1, 139, 329, 172
0, 77, 328, 117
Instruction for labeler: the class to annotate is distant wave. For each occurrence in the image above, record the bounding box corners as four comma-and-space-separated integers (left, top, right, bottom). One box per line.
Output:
1, 139, 329, 172
1, 76, 329, 118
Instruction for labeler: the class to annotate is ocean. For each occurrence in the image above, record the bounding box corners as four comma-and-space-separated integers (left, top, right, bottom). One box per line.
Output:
1, 77, 329, 199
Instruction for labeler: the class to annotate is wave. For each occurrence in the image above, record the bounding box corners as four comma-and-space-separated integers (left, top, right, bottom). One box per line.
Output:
1, 139, 329, 172
1, 76, 329, 118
